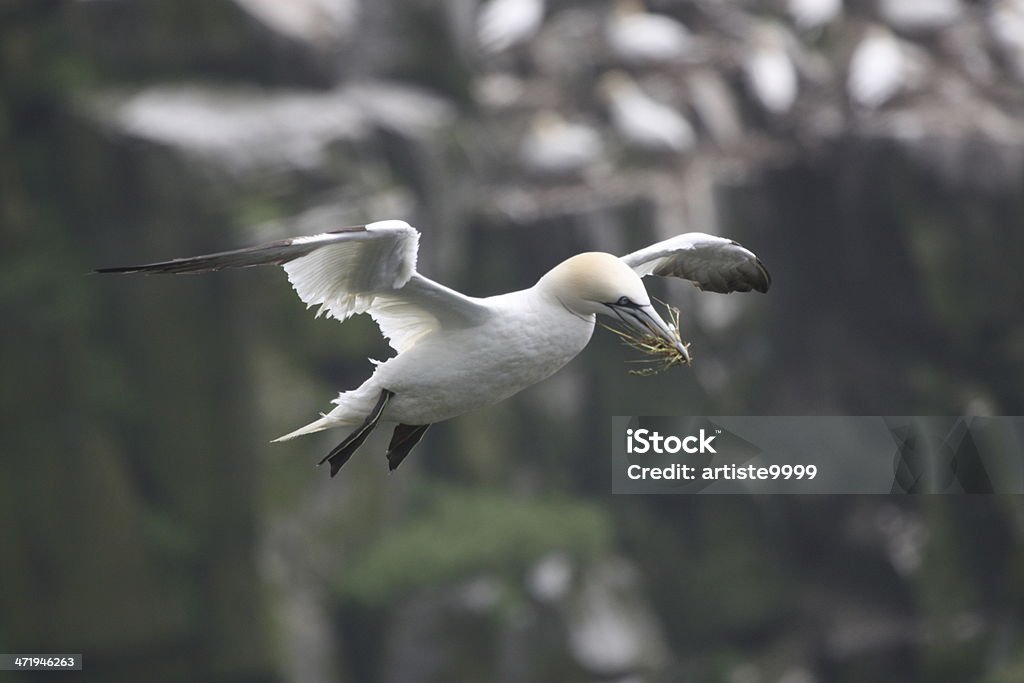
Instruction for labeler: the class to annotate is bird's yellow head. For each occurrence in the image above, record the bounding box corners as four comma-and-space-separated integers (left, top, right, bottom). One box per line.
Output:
538, 252, 691, 364
540, 252, 649, 316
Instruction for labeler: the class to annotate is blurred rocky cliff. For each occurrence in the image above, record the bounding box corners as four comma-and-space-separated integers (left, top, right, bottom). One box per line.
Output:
2, 1, 1024, 682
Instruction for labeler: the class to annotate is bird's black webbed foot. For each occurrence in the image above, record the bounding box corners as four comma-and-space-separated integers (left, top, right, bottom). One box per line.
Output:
386, 423, 431, 471
319, 389, 394, 477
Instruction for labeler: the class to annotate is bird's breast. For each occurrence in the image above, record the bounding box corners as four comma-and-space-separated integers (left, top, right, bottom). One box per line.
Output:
374, 292, 594, 424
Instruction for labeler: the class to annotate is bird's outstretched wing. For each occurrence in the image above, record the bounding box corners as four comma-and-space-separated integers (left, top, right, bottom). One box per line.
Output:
620, 232, 771, 294
96, 220, 489, 352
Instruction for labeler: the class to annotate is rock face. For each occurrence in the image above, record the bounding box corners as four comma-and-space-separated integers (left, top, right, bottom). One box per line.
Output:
4, 0, 1024, 682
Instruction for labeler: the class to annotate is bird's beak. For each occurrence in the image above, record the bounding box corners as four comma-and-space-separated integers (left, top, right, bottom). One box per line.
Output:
617, 303, 691, 365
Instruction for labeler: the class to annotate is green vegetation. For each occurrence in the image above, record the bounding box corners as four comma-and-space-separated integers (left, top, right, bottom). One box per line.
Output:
340, 486, 612, 603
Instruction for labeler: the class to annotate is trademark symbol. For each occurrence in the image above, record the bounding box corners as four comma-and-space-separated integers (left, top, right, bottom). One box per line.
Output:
716, 429, 722, 434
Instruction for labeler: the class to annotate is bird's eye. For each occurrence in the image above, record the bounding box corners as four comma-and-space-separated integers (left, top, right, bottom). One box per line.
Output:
617, 296, 631, 306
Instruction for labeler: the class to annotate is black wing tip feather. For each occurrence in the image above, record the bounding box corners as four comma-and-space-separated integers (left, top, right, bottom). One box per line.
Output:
731, 239, 772, 294
665, 262, 772, 294
650, 239, 773, 295
94, 264, 172, 275
94, 265, 132, 274
92, 225, 370, 276
93, 262, 227, 275
754, 258, 772, 293
93, 238, 297, 275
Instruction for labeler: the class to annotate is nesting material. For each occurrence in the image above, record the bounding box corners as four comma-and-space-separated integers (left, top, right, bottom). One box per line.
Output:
601, 301, 691, 375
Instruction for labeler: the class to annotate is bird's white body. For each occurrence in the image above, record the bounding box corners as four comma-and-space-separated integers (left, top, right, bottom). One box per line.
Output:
341, 286, 593, 426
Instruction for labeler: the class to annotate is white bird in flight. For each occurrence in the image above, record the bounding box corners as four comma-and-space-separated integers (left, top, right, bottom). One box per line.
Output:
97, 221, 770, 474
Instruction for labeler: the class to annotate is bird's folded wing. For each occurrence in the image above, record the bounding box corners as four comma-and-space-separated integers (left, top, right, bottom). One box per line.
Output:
620, 232, 771, 294
96, 220, 489, 352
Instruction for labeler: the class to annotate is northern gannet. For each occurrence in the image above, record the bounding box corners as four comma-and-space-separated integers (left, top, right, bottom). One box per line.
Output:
847, 25, 908, 109
878, 0, 962, 33
606, 0, 693, 66
232, 0, 357, 48
477, 0, 545, 54
989, 0, 1024, 83
520, 111, 604, 177
599, 72, 696, 154
743, 24, 799, 116
97, 221, 770, 474
787, 0, 841, 32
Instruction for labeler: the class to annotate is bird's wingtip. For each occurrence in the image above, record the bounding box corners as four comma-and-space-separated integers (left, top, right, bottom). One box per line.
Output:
94, 265, 149, 275
755, 259, 772, 292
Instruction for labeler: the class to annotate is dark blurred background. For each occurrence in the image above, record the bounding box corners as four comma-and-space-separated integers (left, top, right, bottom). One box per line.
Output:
3, 0, 1024, 681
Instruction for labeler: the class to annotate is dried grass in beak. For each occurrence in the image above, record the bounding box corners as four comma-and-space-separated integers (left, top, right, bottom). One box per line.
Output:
600, 301, 691, 376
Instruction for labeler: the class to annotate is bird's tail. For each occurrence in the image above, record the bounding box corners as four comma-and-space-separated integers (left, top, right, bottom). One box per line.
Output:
270, 387, 377, 443
270, 414, 338, 442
